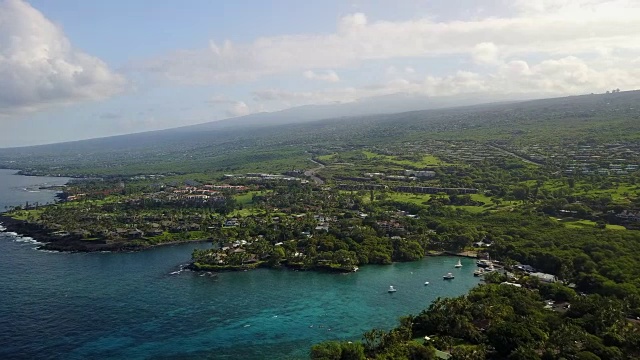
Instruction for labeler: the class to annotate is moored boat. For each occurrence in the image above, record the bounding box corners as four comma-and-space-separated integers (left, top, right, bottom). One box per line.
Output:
476, 259, 493, 268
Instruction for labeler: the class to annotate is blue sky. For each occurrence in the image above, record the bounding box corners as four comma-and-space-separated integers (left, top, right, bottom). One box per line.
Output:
1, 0, 640, 147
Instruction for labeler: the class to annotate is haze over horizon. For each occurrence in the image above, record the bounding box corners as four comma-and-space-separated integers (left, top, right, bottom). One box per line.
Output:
2, 0, 640, 147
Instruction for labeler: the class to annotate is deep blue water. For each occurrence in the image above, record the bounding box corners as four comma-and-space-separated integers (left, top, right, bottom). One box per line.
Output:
0, 170, 481, 359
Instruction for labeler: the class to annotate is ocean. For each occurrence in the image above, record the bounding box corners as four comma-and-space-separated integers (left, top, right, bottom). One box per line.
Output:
0, 170, 480, 359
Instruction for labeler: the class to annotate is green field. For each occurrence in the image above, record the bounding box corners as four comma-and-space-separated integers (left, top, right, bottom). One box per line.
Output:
386, 192, 433, 205
362, 151, 445, 167
555, 218, 627, 230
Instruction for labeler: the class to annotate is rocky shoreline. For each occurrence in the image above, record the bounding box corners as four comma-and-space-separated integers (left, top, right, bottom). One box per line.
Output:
0, 215, 208, 253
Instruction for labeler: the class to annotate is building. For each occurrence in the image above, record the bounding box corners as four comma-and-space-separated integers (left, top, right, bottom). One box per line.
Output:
530, 272, 557, 283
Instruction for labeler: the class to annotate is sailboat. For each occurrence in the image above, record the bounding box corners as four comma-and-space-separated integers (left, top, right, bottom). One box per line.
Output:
454, 259, 462, 268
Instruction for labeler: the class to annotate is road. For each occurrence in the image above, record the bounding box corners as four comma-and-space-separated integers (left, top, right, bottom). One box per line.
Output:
487, 144, 543, 166
304, 159, 325, 185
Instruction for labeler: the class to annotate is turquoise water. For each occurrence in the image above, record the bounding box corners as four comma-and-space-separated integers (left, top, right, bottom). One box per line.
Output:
0, 171, 481, 359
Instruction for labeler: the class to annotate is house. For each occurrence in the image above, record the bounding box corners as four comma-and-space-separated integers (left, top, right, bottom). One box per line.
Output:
617, 210, 640, 222
224, 219, 240, 227
128, 229, 144, 239
404, 170, 436, 178
515, 264, 536, 273
147, 229, 163, 237
473, 241, 490, 247
501, 282, 522, 288
530, 272, 557, 283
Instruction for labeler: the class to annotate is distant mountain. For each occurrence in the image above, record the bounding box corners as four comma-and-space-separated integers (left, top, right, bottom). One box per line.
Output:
1, 89, 638, 177
1, 90, 637, 160
185, 92, 537, 132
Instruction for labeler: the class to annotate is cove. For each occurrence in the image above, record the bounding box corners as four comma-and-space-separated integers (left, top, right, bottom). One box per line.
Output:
0, 171, 480, 359
0, 235, 480, 360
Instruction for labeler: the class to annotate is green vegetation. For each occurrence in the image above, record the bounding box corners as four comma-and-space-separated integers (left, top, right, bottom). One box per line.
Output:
2, 91, 640, 358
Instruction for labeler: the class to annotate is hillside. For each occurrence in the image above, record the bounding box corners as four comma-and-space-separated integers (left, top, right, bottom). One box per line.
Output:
0, 91, 638, 177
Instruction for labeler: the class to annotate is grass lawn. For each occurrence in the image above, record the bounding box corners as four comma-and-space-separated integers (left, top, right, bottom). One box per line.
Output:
9, 209, 44, 220
229, 208, 263, 217
449, 205, 488, 214
317, 154, 336, 162
362, 151, 447, 167
386, 192, 433, 205
470, 193, 492, 205
233, 190, 270, 206
555, 218, 626, 230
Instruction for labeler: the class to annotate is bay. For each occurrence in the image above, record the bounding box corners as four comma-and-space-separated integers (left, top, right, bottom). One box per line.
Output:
0, 171, 481, 359
0, 168, 70, 211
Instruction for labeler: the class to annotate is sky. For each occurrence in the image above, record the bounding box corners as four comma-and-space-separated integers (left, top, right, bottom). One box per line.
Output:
1, 0, 640, 147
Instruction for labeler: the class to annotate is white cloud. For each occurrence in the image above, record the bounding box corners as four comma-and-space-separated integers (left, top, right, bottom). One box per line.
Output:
0, 0, 126, 115
226, 101, 251, 117
338, 12, 368, 33
303, 70, 340, 82
208, 94, 236, 104
386, 66, 416, 76
252, 56, 640, 107
135, 1, 640, 86
472, 42, 499, 65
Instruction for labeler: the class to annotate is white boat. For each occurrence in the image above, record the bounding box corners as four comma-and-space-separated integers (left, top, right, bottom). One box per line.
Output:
454, 259, 462, 268
424, 281, 430, 285
388, 285, 397, 292
443, 273, 455, 280
474, 268, 485, 277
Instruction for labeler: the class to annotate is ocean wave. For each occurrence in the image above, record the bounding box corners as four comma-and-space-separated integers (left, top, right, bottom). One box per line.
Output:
14, 236, 43, 245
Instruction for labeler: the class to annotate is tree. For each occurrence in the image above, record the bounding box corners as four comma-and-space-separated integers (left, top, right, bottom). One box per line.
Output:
310, 341, 342, 360
487, 322, 538, 356
450, 345, 487, 360
575, 351, 601, 360
339, 342, 365, 360
407, 342, 436, 360
268, 246, 286, 266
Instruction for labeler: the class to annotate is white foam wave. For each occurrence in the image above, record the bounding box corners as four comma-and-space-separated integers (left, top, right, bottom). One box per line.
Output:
14, 236, 43, 245
0, 225, 6, 232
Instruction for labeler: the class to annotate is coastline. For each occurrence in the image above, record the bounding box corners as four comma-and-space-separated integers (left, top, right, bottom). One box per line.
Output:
0, 213, 477, 273
0, 214, 211, 253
